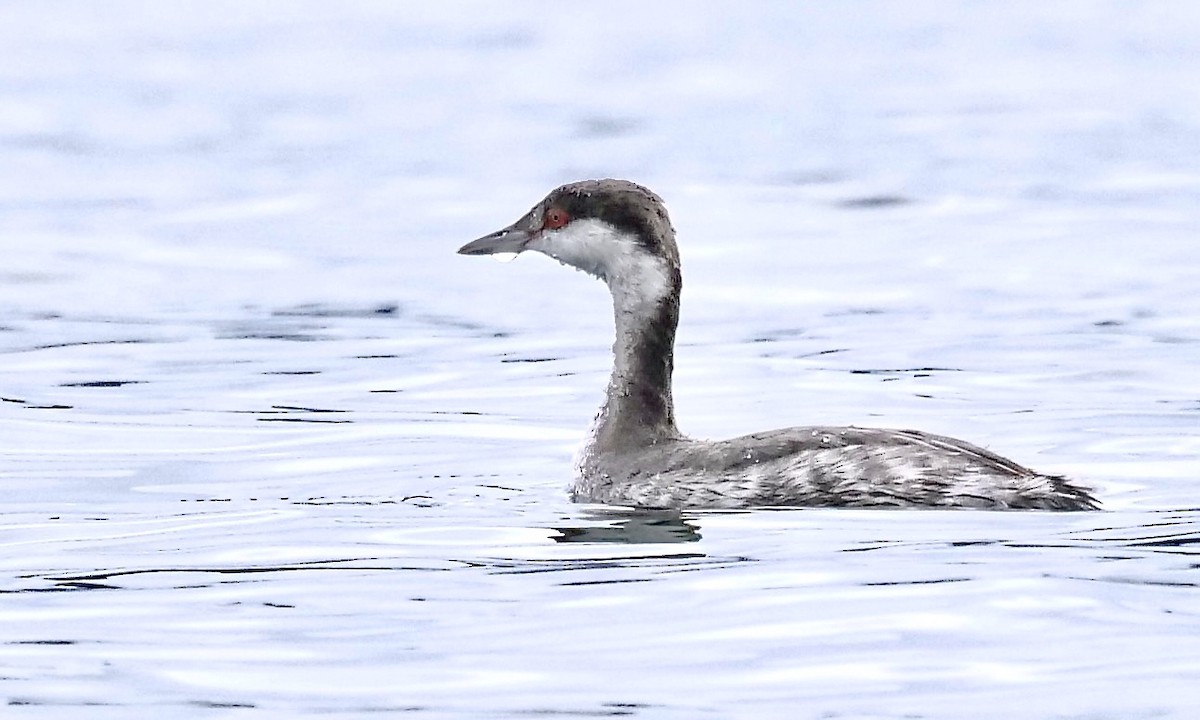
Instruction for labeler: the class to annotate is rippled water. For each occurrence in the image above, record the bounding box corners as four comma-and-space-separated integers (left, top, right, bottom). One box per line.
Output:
2, 2, 1198, 718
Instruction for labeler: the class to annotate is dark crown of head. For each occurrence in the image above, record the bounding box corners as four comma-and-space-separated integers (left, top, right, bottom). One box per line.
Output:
548, 179, 677, 258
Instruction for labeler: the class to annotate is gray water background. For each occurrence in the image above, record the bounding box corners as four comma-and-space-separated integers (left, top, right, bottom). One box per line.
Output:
1, 2, 1198, 718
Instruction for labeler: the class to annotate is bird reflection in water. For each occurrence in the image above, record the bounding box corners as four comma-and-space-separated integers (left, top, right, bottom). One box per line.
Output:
553, 509, 703, 544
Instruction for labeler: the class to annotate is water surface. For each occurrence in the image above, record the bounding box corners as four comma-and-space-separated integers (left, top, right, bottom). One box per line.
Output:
2, 3, 1198, 718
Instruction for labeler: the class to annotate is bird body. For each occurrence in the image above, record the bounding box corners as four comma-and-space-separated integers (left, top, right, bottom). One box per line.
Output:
459, 179, 1097, 511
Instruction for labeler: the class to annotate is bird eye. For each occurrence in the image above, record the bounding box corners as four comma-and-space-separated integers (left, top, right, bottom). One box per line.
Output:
544, 207, 570, 230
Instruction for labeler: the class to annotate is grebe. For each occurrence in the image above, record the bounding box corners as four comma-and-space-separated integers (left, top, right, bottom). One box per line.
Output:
458, 179, 1098, 511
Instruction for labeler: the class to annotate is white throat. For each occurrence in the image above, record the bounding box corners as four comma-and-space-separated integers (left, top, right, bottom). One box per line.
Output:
526, 217, 672, 320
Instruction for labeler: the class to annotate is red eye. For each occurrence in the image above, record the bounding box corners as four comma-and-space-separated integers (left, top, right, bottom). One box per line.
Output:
544, 207, 570, 230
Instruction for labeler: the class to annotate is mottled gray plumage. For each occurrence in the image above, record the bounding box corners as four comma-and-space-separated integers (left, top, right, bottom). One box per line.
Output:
460, 179, 1098, 511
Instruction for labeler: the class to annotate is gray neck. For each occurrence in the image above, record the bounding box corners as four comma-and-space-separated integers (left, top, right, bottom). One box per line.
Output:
588, 269, 683, 452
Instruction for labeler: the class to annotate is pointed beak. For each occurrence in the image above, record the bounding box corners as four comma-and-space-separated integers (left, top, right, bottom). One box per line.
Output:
457, 225, 534, 256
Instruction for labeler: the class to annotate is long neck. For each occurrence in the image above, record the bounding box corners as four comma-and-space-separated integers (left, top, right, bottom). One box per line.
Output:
589, 266, 682, 452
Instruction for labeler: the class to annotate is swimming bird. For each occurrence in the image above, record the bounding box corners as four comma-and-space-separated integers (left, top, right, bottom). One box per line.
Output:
458, 179, 1098, 510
